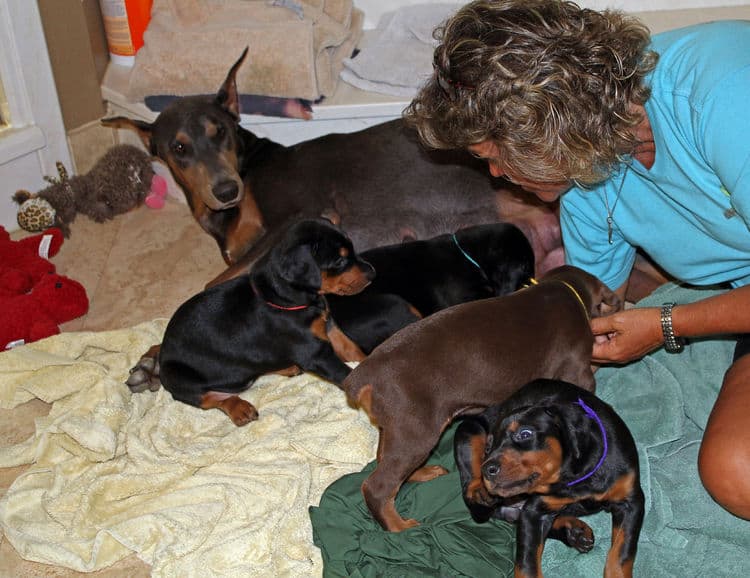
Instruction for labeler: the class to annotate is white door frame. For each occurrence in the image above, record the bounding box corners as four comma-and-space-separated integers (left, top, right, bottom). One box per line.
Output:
0, 0, 71, 231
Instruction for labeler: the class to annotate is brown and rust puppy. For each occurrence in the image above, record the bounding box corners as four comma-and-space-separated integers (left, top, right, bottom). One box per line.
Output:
343, 265, 621, 532
455, 378, 644, 578
142, 218, 374, 425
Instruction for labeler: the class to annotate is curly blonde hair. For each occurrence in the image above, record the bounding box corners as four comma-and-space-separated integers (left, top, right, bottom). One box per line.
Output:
403, 0, 657, 185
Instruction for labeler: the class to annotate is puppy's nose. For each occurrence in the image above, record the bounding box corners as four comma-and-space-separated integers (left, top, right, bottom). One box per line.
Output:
212, 180, 240, 203
482, 462, 500, 481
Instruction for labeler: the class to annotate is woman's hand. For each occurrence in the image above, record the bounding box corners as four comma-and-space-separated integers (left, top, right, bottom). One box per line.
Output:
590, 307, 664, 364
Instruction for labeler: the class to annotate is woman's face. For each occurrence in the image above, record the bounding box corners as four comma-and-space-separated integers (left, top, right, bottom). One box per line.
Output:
467, 141, 572, 203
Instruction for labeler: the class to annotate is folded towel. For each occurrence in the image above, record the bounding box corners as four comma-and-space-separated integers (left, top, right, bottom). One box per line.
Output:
340, 4, 459, 97
128, 0, 363, 102
0, 320, 377, 576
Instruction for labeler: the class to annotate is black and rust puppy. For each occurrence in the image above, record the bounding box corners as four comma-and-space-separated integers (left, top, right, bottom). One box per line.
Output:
147, 218, 375, 426
328, 222, 534, 354
455, 379, 645, 578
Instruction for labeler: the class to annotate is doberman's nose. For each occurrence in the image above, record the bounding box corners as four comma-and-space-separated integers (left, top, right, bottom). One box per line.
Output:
212, 180, 240, 203
482, 462, 500, 481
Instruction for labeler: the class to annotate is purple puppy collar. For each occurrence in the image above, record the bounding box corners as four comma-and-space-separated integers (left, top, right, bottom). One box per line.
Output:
566, 397, 609, 487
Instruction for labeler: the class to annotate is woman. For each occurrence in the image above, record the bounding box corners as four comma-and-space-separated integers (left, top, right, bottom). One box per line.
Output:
403, 0, 750, 519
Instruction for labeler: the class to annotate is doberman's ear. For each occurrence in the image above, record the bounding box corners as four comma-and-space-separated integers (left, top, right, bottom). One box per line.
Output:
593, 284, 623, 318
101, 117, 154, 153
454, 415, 497, 523
278, 243, 322, 289
544, 405, 582, 461
216, 47, 248, 119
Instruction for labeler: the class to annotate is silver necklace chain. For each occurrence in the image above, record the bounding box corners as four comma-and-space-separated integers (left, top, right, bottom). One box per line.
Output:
604, 164, 630, 244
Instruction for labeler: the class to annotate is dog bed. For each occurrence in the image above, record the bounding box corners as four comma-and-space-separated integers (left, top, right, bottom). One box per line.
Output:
312, 283, 750, 577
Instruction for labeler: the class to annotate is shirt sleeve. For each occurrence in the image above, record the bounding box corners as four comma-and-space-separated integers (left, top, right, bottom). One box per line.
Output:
560, 190, 636, 291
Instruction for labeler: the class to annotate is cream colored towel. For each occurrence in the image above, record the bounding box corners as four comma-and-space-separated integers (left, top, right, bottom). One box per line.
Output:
128, 0, 363, 101
0, 320, 377, 576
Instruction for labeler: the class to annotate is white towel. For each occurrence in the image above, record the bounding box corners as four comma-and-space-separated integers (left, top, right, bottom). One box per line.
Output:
340, 4, 460, 97
0, 320, 377, 577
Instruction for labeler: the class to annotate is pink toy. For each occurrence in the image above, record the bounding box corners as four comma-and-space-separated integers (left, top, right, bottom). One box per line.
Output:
145, 174, 168, 209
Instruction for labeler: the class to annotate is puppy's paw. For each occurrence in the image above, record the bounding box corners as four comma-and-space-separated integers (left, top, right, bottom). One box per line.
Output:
126, 354, 161, 393
408, 464, 449, 482
222, 398, 259, 426
466, 478, 494, 507
554, 517, 595, 553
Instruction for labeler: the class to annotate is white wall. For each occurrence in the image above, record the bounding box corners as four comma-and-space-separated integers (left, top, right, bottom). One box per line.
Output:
353, 0, 750, 29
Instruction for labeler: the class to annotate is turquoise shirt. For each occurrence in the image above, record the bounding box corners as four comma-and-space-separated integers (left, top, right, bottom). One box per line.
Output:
560, 20, 750, 290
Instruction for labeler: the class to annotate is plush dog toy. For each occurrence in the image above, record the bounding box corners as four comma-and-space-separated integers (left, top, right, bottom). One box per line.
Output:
0, 226, 89, 350
12, 144, 156, 237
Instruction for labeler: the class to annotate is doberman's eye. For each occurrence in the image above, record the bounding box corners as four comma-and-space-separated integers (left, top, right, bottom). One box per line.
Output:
216, 125, 226, 140
171, 141, 188, 157
512, 428, 535, 443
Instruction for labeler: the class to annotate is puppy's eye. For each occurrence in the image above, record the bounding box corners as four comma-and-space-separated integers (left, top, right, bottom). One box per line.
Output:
216, 125, 226, 140
332, 256, 348, 269
512, 428, 535, 443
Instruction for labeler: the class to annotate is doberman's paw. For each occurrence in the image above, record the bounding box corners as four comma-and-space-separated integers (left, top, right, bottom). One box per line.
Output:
222, 398, 259, 426
391, 517, 420, 532
126, 354, 161, 393
559, 519, 595, 552
466, 478, 495, 507
408, 464, 449, 483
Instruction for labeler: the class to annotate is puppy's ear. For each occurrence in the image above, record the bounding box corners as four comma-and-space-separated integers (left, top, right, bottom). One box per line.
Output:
454, 416, 497, 523
590, 282, 623, 318
278, 244, 321, 289
544, 405, 582, 461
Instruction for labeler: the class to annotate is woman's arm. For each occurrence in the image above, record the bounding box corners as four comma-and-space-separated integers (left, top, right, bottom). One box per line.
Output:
591, 285, 750, 364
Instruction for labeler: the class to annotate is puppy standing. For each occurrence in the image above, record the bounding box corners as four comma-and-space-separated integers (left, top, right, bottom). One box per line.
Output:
343, 265, 621, 532
152, 219, 374, 425
455, 379, 645, 578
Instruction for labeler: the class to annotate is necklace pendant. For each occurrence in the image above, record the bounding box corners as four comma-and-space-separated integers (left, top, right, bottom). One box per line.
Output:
607, 216, 614, 244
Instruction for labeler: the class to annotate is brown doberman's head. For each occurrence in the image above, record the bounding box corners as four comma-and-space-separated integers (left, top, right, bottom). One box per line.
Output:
540, 265, 622, 318
101, 49, 249, 213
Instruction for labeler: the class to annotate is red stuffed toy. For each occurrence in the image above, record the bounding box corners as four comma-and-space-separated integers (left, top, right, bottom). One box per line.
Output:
0, 225, 89, 350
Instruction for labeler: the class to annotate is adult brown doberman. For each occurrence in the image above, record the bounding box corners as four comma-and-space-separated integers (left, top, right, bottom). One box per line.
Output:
102, 48, 564, 286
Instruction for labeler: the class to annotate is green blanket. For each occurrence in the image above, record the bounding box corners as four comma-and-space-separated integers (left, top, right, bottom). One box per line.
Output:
310, 284, 750, 577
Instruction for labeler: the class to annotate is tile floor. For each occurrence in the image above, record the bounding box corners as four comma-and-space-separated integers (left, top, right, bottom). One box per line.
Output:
2, 198, 227, 576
